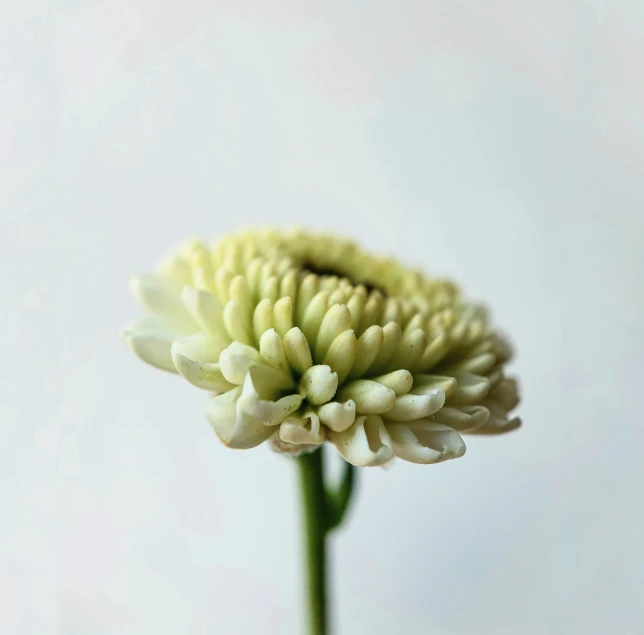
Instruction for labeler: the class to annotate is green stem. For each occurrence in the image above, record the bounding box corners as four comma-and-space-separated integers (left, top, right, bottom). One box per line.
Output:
326, 458, 356, 532
298, 447, 328, 635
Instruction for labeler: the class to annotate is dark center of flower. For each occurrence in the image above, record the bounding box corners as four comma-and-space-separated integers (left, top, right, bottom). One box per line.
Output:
301, 261, 385, 295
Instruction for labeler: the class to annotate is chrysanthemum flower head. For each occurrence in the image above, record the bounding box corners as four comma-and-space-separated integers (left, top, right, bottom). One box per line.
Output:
122, 228, 520, 467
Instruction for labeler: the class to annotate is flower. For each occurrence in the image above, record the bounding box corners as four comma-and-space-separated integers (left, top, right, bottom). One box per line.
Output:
121, 228, 520, 467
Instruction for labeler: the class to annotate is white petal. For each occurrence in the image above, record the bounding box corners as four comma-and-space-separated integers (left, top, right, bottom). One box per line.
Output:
278, 273, 298, 304
372, 370, 413, 396
370, 322, 402, 373
259, 329, 290, 375
447, 372, 491, 405
486, 378, 520, 412
317, 400, 356, 432
283, 327, 313, 375
443, 352, 496, 375
299, 365, 338, 406
215, 268, 234, 303
129, 274, 197, 333
248, 363, 295, 394
205, 387, 241, 441
346, 288, 367, 329
122, 330, 176, 372
181, 286, 227, 338
156, 249, 194, 286
172, 332, 228, 362
330, 415, 394, 467
358, 292, 384, 333
238, 371, 302, 425
205, 387, 274, 449
229, 275, 253, 319
273, 296, 294, 337
416, 333, 450, 370
170, 336, 234, 392
227, 410, 275, 449
253, 298, 274, 342
412, 374, 457, 398
322, 330, 357, 384
348, 325, 383, 379
387, 328, 426, 371
314, 304, 352, 362
183, 240, 216, 291
279, 412, 325, 446
223, 300, 254, 346
432, 406, 490, 431
383, 390, 445, 422
218, 342, 260, 385
300, 291, 330, 345
296, 274, 320, 322
387, 421, 466, 464
121, 314, 181, 340
337, 380, 396, 414
469, 400, 521, 435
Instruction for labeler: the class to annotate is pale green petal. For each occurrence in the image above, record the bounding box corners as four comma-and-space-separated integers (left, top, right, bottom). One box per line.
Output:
279, 411, 325, 446
259, 329, 290, 375
447, 372, 491, 405
443, 352, 496, 375
387, 328, 426, 371
205, 387, 275, 449
181, 286, 227, 338
412, 374, 457, 398
370, 322, 402, 373
129, 274, 197, 333
486, 378, 520, 412
323, 330, 356, 384
317, 400, 356, 432
431, 405, 490, 432
346, 287, 367, 330
299, 365, 338, 406
223, 300, 254, 346
469, 399, 521, 435
170, 335, 234, 392
383, 390, 445, 422
205, 386, 241, 442
372, 370, 413, 396
300, 290, 329, 345
337, 380, 396, 415
252, 299, 274, 343
171, 352, 233, 392
121, 314, 181, 340
348, 325, 383, 379
416, 333, 450, 370
229, 275, 253, 319
330, 415, 394, 467
283, 327, 313, 375
218, 342, 260, 385
297, 273, 319, 322
171, 332, 228, 362
387, 421, 466, 464
247, 362, 295, 394
359, 292, 384, 333
122, 330, 176, 372
237, 371, 302, 425
273, 296, 294, 337
314, 304, 352, 362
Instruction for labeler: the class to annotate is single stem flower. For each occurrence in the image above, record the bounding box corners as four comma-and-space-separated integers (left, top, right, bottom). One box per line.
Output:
121, 227, 521, 634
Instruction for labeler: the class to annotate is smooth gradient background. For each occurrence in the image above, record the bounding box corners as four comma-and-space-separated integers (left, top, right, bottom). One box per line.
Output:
2, 1, 644, 633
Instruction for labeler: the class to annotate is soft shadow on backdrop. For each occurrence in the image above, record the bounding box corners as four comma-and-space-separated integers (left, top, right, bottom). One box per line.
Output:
2, 1, 643, 633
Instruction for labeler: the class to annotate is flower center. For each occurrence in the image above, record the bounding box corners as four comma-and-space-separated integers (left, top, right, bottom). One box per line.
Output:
301, 261, 385, 295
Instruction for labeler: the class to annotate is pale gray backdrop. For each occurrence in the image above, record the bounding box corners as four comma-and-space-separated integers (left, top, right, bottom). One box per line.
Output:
2, 1, 643, 633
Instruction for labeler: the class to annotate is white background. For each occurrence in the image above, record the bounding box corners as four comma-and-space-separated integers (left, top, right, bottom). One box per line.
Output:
2, 1, 644, 633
